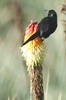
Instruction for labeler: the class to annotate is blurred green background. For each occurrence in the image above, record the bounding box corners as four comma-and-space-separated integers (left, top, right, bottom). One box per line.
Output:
0, 0, 66, 100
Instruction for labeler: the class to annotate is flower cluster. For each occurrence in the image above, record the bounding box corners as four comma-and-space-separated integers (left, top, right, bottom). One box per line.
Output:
20, 20, 45, 67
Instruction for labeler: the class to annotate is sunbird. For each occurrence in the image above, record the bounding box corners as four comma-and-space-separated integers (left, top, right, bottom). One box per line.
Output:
22, 10, 57, 46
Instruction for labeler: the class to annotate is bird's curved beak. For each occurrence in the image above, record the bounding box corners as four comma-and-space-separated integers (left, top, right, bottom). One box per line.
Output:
44, 9, 48, 12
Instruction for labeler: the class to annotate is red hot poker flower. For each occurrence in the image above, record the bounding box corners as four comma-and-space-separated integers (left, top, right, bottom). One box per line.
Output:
20, 20, 45, 67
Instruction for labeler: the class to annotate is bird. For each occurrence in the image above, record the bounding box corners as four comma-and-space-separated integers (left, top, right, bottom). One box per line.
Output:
22, 9, 57, 46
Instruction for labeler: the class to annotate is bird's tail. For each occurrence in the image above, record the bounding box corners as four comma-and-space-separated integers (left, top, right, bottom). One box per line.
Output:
22, 32, 39, 46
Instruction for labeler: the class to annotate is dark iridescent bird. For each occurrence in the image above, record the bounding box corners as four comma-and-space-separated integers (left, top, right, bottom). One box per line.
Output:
22, 9, 57, 46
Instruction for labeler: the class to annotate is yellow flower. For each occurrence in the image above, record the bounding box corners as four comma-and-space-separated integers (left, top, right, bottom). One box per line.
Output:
20, 20, 45, 67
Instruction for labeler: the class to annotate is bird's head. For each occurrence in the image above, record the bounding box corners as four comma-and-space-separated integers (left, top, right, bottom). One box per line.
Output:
48, 10, 57, 17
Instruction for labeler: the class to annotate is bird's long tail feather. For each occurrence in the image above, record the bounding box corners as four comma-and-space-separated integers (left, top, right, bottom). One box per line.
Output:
22, 32, 39, 46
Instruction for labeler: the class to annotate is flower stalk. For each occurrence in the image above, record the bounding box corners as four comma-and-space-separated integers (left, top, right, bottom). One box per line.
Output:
29, 64, 44, 100
60, 0, 66, 61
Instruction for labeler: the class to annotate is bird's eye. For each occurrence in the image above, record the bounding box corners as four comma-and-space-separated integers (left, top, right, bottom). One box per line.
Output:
51, 14, 53, 17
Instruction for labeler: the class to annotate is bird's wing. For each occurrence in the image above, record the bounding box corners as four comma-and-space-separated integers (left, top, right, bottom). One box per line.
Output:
38, 17, 49, 37
22, 32, 39, 46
